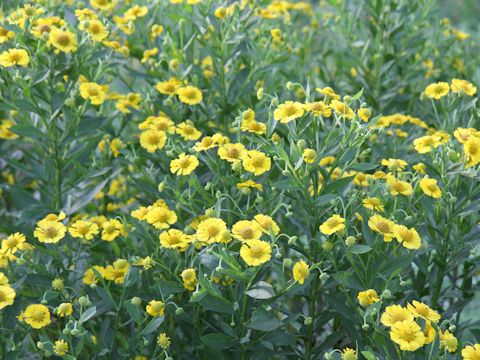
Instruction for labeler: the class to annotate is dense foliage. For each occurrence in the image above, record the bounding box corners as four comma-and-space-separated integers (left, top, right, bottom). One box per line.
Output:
0, 0, 479, 359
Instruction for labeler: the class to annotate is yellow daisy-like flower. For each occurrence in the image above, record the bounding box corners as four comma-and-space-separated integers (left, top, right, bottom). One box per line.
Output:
23, 304, 51, 329
82, 265, 106, 285
393, 225, 421, 250
90, 0, 117, 11
48, 28, 77, 53
381, 305, 414, 327
81, 19, 109, 41
273, 101, 305, 123
34, 219, 67, 244
101, 219, 125, 241
381, 158, 408, 171
440, 330, 458, 353
68, 220, 99, 240
181, 268, 198, 291
302, 148, 317, 164
451, 79, 477, 97
242, 150, 271, 176
424, 82, 450, 100
305, 101, 331, 117
357, 289, 379, 307
462, 344, 480, 360
104, 259, 130, 284
368, 214, 396, 242
413, 163, 426, 174
196, 218, 228, 244
79, 82, 106, 105
292, 260, 309, 284
155, 78, 181, 95
319, 214, 345, 236
56, 303, 73, 317
390, 320, 425, 351
146, 207, 177, 230
1, 232, 28, 254
157, 333, 171, 349
54, 339, 69, 356
464, 136, 480, 167
0, 284, 16, 309
218, 143, 246, 163
140, 129, 167, 153
419, 177, 441, 198
0, 26, 15, 43
362, 197, 384, 212
413, 135, 442, 154
407, 300, 441, 323
146, 300, 165, 317
241, 118, 267, 135
232, 220, 263, 242
254, 214, 280, 235
387, 178, 413, 196
176, 122, 202, 141
237, 180, 264, 192
159, 229, 190, 251
315, 87, 340, 100
341, 348, 357, 360
170, 153, 199, 176
0, 48, 30, 68
176, 86, 203, 105
330, 100, 354, 119
357, 108, 371, 122
240, 239, 272, 266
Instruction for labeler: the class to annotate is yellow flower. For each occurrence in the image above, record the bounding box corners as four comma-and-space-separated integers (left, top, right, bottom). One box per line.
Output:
357, 108, 371, 122
462, 344, 480, 360
413, 135, 442, 154
424, 82, 450, 100
0, 285, 16, 309
196, 218, 228, 244
159, 229, 190, 251
237, 180, 263, 192
140, 129, 167, 153
34, 220, 67, 244
419, 177, 441, 198
273, 101, 305, 123
157, 333, 171, 349
51, 278, 64, 291
176, 122, 202, 141
170, 153, 199, 176
393, 225, 421, 250
0, 48, 30, 67
54, 339, 69, 356
0, 119, 19, 140
362, 197, 384, 212
407, 300, 441, 322
319, 214, 345, 235
79, 82, 106, 105
81, 19, 108, 41
390, 320, 425, 351
0, 26, 15, 43
330, 100, 354, 119
242, 150, 271, 175
302, 148, 317, 164
451, 79, 477, 96
232, 220, 263, 242
315, 87, 340, 100
357, 289, 379, 307
193, 136, 218, 152
82, 265, 106, 285
146, 207, 177, 230
104, 259, 130, 284
254, 214, 280, 235
101, 219, 125, 241
90, 0, 117, 11
1, 232, 28, 254
141, 47, 158, 63
23, 304, 51, 329
464, 137, 480, 167
381, 305, 414, 327
387, 178, 413, 196
341, 348, 357, 360
413, 163, 426, 174
156, 78, 181, 95
240, 239, 272, 266
214, 6, 227, 19
440, 330, 458, 353
368, 214, 396, 242
305, 101, 331, 117
56, 302, 73, 317
381, 158, 408, 171
146, 300, 165, 317
292, 260, 309, 284
69, 220, 99, 240
241, 118, 267, 135
181, 268, 198, 291
176, 86, 203, 105
218, 143, 246, 163
48, 28, 77, 53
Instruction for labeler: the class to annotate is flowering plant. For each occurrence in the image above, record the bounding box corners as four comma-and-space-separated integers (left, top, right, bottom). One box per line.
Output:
0, 0, 479, 359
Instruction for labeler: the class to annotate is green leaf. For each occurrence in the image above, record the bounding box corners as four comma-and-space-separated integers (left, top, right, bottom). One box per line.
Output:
245, 281, 275, 299
79, 306, 97, 323
200, 333, 234, 350
247, 309, 283, 332
348, 244, 372, 254
141, 316, 165, 336
361, 351, 377, 360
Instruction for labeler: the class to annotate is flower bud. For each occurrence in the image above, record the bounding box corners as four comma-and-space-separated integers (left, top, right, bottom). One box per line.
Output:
175, 307, 184, 315
157, 182, 165, 192
447, 149, 458, 162
285, 211, 293, 218
275, 252, 282, 259
362, 323, 369, 331
319, 272, 329, 281
71, 329, 81, 336
256, 87, 264, 100
241, 187, 251, 196
64, 98, 76, 107
322, 241, 333, 251
287, 236, 297, 245
345, 236, 356, 246
304, 316, 313, 325
449, 324, 456, 332
41, 299, 48, 305
297, 139, 306, 149
205, 208, 216, 217
16, 257, 26, 265
131, 297, 141, 306
282, 169, 289, 176
78, 296, 91, 307
164, 97, 173, 106
37, 342, 44, 350
381, 289, 392, 300
283, 258, 293, 267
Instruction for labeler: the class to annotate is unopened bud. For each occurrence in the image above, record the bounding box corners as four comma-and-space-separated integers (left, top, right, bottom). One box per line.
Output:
175, 307, 184, 315
304, 316, 313, 325
345, 236, 356, 246
131, 297, 141, 306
